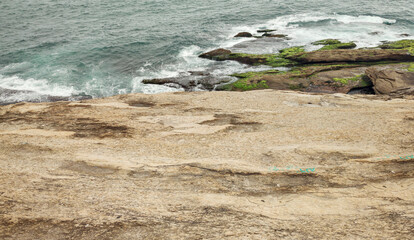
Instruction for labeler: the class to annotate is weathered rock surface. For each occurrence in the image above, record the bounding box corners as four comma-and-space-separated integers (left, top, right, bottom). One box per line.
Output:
287, 49, 414, 63
225, 65, 373, 93
366, 64, 414, 95
0, 91, 413, 239
234, 32, 253, 37
307, 67, 371, 93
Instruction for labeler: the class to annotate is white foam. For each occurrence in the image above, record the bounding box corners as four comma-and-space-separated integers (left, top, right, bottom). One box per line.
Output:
0, 74, 74, 96
132, 77, 184, 94
226, 13, 406, 51
0, 62, 33, 75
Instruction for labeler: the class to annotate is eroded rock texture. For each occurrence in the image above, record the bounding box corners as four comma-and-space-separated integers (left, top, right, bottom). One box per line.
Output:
0, 91, 413, 239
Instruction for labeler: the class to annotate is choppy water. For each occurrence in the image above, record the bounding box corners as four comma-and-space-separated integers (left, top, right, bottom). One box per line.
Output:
1, 0, 413, 102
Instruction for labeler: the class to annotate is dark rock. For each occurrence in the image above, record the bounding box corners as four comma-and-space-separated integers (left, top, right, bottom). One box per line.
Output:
286, 49, 414, 63
400, 34, 411, 37
264, 34, 288, 38
234, 32, 253, 38
347, 86, 375, 95
143, 75, 233, 91
199, 49, 232, 61
257, 29, 276, 33
188, 71, 211, 76
369, 32, 382, 35
365, 64, 414, 95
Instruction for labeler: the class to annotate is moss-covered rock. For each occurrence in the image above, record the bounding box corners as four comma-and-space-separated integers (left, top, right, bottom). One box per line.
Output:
379, 39, 414, 55
408, 63, 414, 72
222, 64, 367, 92
199, 48, 299, 67
319, 42, 357, 50
331, 75, 372, 87
279, 46, 305, 58
286, 49, 414, 63
312, 39, 342, 45
311, 39, 357, 50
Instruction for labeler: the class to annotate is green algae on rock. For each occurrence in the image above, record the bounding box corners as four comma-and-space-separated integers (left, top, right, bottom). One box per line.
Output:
319, 42, 357, 50
379, 39, 414, 55
279, 46, 305, 58
286, 49, 414, 63
199, 48, 298, 67
332, 75, 372, 87
408, 63, 414, 72
312, 39, 342, 45
222, 79, 269, 91
311, 39, 357, 50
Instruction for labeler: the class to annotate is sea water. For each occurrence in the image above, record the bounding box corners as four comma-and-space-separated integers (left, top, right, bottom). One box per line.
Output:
1, 0, 413, 102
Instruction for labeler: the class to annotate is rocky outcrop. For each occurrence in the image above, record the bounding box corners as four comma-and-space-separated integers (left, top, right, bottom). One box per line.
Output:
199, 48, 232, 60
143, 74, 233, 91
234, 32, 253, 37
1, 91, 414, 239
365, 64, 414, 95
223, 64, 372, 93
287, 49, 414, 63
199, 48, 297, 67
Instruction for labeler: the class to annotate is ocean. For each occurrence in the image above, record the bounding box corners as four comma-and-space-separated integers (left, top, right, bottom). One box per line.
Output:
1, 0, 413, 102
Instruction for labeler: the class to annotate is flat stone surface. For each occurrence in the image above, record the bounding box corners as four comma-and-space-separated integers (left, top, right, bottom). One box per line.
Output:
0, 90, 413, 239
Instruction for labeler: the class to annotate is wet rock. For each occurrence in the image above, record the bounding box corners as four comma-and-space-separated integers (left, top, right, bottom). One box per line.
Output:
264, 34, 288, 38
143, 75, 233, 91
257, 29, 276, 33
199, 48, 232, 61
199, 48, 296, 67
188, 71, 211, 76
369, 32, 382, 35
286, 49, 414, 63
234, 32, 253, 38
399, 33, 410, 37
365, 64, 414, 95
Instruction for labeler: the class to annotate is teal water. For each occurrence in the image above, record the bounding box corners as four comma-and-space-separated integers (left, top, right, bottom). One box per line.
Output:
1, 0, 413, 101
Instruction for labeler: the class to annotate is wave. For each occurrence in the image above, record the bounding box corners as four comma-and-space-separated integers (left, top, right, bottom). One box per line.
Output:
228, 13, 411, 51
0, 75, 74, 96
266, 13, 397, 27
